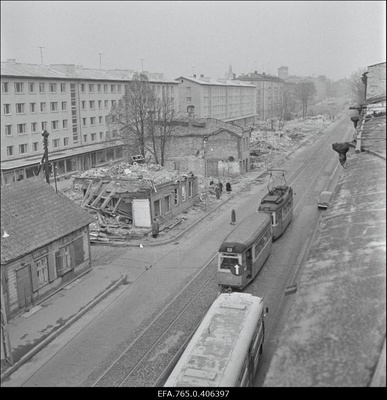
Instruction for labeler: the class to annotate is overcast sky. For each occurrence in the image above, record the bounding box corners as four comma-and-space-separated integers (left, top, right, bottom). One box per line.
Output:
1, 1, 385, 81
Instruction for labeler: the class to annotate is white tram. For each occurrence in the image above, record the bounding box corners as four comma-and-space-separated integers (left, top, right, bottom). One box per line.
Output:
164, 293, 268, 387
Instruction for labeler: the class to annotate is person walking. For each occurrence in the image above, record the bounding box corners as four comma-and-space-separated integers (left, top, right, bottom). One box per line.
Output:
152, 218, 159, 238
230, 208, 236, 225
218, 181, 223, 193
226, 182, 232, 193
215, 185, 221, 199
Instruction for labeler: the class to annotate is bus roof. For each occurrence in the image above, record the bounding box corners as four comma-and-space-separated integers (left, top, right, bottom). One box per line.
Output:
164, 293, 264, 387
219, 212, 271, 253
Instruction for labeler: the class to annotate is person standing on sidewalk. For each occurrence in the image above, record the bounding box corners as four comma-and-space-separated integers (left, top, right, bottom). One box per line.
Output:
152, 218, 159, 238
215, 185, 221, 199
230, 208, 236, 225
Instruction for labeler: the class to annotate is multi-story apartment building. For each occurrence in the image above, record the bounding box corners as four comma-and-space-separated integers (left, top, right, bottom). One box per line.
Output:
175, 75, 256, 126
235, 71, 285, 121
1, 60, 179, 185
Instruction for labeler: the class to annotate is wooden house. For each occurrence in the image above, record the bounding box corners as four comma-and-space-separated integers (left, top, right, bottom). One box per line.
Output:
1, 177, 94, 320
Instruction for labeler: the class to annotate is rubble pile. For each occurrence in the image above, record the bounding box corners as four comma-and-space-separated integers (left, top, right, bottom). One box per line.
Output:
250, 115, 333, 170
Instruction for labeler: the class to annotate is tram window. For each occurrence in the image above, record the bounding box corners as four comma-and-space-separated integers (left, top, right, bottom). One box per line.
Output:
271, 212, 277, 226
220, 256, 239, 270
246, 249, 252, 260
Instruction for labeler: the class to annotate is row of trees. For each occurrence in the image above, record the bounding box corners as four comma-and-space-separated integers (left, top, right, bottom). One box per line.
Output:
106, 74, 179, 166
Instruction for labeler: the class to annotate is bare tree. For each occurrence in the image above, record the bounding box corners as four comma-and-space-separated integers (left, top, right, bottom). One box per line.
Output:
147, 94, 179, 166
295, 80, 316, 118
348, 68, 367, 107
274, 84, 297, 129
106, 73, 154, 161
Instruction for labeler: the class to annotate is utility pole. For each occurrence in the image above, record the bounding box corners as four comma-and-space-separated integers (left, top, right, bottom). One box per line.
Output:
38, 46, 45, 64
98, 52, 102, 69
40, 130, 50, 184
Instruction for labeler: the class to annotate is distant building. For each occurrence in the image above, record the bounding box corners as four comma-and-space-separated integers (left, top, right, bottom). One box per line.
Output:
164, 118, 252, 176
365, 61, 386, 100
234, 71, 285, 121
1, 60, 179, 185
1, 177, 94, 320
175, 75, 256, 126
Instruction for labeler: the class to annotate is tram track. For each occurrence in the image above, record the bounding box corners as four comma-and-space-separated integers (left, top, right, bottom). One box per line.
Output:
91, 257, 219, 387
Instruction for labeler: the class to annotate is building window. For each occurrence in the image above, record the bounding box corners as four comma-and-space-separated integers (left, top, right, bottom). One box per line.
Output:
60, 83, 66, 92
189, 180, 193, 197
64, 137, 69, 146
50, 102, 58, 112
55, 245, 71, 276
182, 185, 186, 202
39, 83, 45, 93
40, 102, 46, 112
82, 118, 87, 127
97, 84, 101, 93
53, 138, 60, 148
111, 84, 116, 93
89, 100, 95, 109
174, 188, 179, 206
118, 84, 122, 93
63, 119, 68, 129
28, 82, 35, 93
111, 100, 116, 107
98, 100, 102, 109
99, 132, 104, 139
104, 84, 108, 93
80, 83, 85, 93
2, 82, 9, 93
3, 104, 11, 114
104, 100, 108, 108
17, 123, 26, 134
16, 103, 25, 114
5, 125, 12, 136
89, 84, 94, 93
62, 101, 67, 111
33, 142, 39, 151
81, 101, 86, 110
165, 195, 171, 213
7, 146, 13, 156
90, 117, 96, 125
30, 102, 36, 113
112, 129, 118, 137
49, 83, 57, 93
186, 97, 191, 102
91, 133, 96, 141
83, 134, 87, 142
19, 143, 28, 154
99, 116, 103, 124
14, 82, 24, 93
41, 121, 47, 130
36, 257, 49, 286
51, 120, 59, 130
31, 122, 38, 133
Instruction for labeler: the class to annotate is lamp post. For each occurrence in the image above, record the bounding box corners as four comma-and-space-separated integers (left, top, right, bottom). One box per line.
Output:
203, 136, 208, 210
42, 130, 50, 184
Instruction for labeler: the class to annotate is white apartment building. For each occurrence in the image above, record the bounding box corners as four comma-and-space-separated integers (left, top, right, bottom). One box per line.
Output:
175, 75, 256, 125
1, 60, 179, 184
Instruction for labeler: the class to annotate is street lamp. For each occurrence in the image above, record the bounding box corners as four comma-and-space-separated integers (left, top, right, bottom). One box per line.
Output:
203, 136, 208, 210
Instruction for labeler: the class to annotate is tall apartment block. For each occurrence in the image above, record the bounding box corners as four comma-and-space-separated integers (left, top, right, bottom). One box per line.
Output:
235, 71, 285, 121
1, 60, 178, 185
175, 75, 257, 125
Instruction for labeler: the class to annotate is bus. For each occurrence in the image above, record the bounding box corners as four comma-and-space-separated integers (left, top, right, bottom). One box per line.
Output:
218, 212, 272, 290
164, 293, 269, 387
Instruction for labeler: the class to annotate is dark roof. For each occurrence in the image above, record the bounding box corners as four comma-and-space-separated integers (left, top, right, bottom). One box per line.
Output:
1, 177, 94, 263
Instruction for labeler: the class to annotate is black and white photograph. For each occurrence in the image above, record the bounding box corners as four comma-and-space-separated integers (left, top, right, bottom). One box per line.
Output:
1, 0, 385, 389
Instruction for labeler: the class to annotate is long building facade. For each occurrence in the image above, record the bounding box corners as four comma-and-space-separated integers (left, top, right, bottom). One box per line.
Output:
1, 60, 179, 185
235, 71, 285, 121
175, 75, 256, 126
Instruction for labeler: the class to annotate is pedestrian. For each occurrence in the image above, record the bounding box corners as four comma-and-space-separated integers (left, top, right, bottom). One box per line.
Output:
218, 181, 223, 193
152, 218, 159, 238
215, 185, 221, 199
226, 182, 232, 193
230, 208, 236, 225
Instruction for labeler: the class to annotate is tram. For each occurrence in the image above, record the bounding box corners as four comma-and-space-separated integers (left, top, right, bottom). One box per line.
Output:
164, 293, 268, 387
217, 212, 272, 291
258, 169, 293, 240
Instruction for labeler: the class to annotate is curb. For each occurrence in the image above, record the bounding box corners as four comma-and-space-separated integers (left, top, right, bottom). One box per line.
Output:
0, 275, 128, 381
